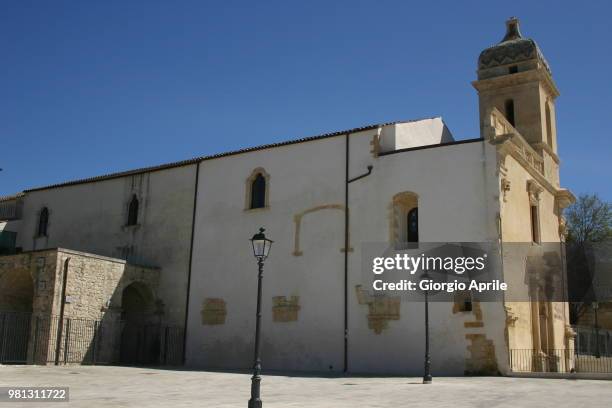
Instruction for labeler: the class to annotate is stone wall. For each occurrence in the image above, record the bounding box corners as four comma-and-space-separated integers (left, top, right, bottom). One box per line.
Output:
0, 248, 160, 319
58, 249, 160, 321
0, 248, 161, 365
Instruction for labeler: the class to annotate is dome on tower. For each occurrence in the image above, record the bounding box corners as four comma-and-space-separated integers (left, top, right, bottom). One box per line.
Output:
478, 17, 551, 74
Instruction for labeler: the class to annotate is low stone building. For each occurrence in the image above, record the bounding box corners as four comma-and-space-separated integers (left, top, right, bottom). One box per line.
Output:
0, 248, 178, 365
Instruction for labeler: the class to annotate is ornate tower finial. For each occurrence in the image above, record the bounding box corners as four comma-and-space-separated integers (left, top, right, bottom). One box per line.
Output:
501, 17, 522, 42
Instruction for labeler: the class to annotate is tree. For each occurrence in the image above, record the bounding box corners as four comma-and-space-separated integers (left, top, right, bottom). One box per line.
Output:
564, 193, 612, 324
565, 193, 612, 244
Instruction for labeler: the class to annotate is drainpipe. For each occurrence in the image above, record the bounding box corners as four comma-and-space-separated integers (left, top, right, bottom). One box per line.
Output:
343, 132, 375, 373
54, 257, 70, 366
182, 161, 201, 365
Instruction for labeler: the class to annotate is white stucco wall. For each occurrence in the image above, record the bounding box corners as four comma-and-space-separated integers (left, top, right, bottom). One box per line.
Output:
186, 126, 508, 375
379, 117, 454, 153
187, 136, 347, 372
15, 164, 198, 324
346, 131, 505, 375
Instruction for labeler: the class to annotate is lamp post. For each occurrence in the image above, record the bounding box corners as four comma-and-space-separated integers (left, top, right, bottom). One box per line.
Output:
248, 228, 273, 408
593, 301, 600, 359
422, 270, 432, 384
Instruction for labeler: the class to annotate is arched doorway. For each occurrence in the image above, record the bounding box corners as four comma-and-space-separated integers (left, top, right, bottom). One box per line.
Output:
119, 282, 160, 365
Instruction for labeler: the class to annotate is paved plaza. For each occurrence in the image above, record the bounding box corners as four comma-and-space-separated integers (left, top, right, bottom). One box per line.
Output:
0, 365, 611, 407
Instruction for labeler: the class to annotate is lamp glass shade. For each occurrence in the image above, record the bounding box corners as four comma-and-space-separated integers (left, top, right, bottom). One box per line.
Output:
251, 228, 273, 260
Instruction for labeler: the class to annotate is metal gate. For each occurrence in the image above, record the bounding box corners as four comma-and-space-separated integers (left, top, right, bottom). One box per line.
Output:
0, 311, 184, 366
0, 312, 31, 363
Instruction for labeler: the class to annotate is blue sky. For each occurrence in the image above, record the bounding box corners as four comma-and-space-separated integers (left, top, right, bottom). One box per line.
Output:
1, 1, 610, 200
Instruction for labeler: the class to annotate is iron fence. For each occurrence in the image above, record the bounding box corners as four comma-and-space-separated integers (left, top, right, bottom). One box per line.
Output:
0, 311, 184, 366
0, 311, 30, 363
510, 349, 612, 373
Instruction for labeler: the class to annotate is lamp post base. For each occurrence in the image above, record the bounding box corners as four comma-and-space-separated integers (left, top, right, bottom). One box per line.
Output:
423, 375, 432, 384
248, 399, 262, 408
248, 374, 262, 408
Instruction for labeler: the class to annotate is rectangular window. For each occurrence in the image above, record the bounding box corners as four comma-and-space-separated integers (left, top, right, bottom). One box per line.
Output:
509, 65, 518, 74
530, 205, 540, 243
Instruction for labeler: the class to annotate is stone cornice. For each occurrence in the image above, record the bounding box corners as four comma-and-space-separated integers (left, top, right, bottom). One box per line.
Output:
555, 189, 576, 209
472, 66, 560, 98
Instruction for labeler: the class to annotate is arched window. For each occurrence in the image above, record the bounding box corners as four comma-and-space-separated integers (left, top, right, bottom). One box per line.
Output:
545, 103, 553, 147
127, 195, 139, 226
37, 207, 49, 237
504, 99, 515, 127
390, 192, 418, 247
407, 207, 419, 243
250, 173, 266, 209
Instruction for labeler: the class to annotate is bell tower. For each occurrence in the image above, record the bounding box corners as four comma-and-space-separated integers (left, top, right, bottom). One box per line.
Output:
473, 18, 560, 158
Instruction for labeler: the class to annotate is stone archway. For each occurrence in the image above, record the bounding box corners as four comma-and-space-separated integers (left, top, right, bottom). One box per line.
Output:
120, 281, 155, 322
119, 281, 159, 365
0, 268, 34, 313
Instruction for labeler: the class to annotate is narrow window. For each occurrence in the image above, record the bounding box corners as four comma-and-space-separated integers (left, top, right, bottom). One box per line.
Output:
127, 195, 139, 226
455, 291, 473, 312
463, 298, 473, 312
509, 65, 518, 74
407, 207, 419, 243
37, 207, 49, 236
530, 205, 540, 243
545, 103, 553, 147
505, 99, 515, 127
250, 174, 266, 209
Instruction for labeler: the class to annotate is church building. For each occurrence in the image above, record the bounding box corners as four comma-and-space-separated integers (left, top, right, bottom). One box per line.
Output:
0, 18, 575, 375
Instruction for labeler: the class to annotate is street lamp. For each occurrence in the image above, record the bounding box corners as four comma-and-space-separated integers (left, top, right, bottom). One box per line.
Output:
593, 301, 600, 359
248, 228, 273, 408
422, 270, 432, 384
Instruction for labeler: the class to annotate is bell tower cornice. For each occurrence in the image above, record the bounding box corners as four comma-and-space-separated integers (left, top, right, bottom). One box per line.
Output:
472, 67, 559, 99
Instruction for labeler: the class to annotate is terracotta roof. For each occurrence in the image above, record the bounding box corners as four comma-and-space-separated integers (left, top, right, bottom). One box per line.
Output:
23, 119, 418, 193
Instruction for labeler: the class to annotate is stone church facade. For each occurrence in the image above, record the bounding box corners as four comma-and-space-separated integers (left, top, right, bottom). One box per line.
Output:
0, 18, 576, 374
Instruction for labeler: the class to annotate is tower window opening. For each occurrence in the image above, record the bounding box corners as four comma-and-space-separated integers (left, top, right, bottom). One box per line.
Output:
530, 204, 540, 244
545, 103, 553, 147
505, 99, 515, 127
